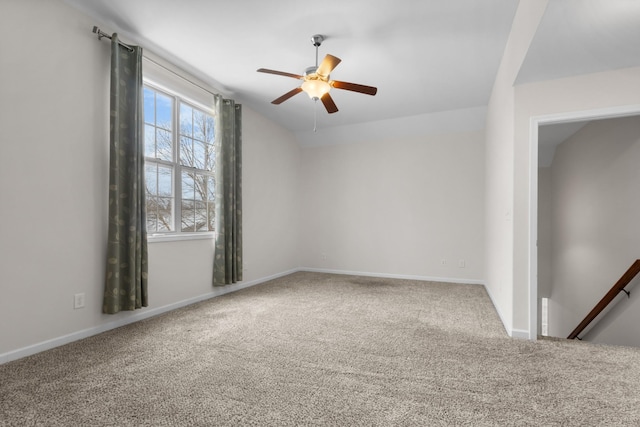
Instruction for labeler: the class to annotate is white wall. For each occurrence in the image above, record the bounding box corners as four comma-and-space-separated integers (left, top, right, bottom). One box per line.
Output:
541, 116, 640, 345
486, 0, 640, 339
0, 0, 300, 362
1, 0, 110, 356
484, 0, 549, 337
242, 107, 300, 279
298, 130, 485, 283
513, 67, 640, 338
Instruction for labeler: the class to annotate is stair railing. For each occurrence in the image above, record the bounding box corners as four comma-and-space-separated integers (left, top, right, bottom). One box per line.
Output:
567, 259, 640, 340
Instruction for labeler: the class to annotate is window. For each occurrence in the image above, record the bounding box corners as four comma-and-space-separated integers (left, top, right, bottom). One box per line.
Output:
143, 85, 216, 235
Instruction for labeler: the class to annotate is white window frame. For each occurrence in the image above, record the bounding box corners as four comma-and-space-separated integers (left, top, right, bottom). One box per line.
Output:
143, 81, 216, 243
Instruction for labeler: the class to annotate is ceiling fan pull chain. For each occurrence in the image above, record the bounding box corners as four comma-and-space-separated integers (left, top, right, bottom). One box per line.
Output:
313, 99, 318, 132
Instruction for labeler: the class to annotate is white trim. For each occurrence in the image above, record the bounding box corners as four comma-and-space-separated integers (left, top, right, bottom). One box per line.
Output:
0, 269, 298, 365
541, 297, 549, 336
527, 104, 640, 344
528, 118, 539, 341
510, 329, 531, 340
300, 267, 486, 286
483, 283, 528, 339
148, 232, 214, 243
142, 56, 217, 113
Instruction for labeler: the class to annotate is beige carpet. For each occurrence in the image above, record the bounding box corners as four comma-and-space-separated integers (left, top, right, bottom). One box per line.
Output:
2, 272, 640, 426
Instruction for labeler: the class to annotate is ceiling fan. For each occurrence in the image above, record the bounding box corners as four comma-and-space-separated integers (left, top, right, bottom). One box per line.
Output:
257, 34, 377, 114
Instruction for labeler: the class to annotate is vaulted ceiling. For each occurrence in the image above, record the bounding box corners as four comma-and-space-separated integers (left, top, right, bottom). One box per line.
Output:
64, 0, 640, 142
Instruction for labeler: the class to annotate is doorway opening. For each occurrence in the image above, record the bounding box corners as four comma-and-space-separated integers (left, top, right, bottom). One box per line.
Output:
528, 104, 640, 340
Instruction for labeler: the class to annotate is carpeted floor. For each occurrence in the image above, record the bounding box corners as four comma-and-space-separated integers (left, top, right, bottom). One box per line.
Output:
2, 272, 640, 426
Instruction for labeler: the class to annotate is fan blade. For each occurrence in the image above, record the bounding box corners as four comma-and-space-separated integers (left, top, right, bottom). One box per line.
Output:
320, 93, 338, 114
330, 80, 377, 96
316, 54, 341, 78
271, 87, 303, 104
257, 68, 303, 80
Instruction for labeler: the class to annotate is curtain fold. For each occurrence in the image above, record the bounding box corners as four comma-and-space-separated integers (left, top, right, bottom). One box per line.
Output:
103, 34, 148, 314
213, 96, 243, 286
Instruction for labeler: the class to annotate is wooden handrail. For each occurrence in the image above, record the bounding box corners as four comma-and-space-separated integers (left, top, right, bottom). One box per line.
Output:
567, 259, 640, 339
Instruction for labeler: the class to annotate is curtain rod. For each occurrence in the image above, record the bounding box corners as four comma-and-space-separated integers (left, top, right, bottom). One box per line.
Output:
143, 55, 218, 98
92, 26, 134, 52
91, 26, 229, 100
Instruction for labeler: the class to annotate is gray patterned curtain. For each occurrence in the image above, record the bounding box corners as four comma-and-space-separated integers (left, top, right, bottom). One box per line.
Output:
213, 96, 243, 286
103, 34, 148, 313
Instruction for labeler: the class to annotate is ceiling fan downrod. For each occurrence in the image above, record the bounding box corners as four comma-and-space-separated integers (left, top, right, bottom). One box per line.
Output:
311, 34, 324, 68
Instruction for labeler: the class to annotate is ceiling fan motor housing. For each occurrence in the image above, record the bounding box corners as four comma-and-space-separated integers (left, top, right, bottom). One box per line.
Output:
304, 66, 326, 78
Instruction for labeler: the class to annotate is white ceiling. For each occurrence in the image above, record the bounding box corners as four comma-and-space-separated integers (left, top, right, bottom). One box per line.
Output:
64, 0, 519, 133
64, 0, 640, 142
516, 0, 640, 85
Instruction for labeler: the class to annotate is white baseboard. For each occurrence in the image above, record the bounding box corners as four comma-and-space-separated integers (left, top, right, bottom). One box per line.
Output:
481, 282, 532, 340
510, 329, 531, 340
1, 268, 521, 365
0, 269, 298, 365
300, 267, 486, 286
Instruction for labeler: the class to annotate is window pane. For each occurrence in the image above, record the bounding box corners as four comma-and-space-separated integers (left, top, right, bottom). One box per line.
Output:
207, 202, 215, 231
156, 93, 172, 130
146, 211, 158, 233
144, 124, 156, 157
207, 177, 215, 202
193, 141, 206, 170
193, 109, 205, 141
180, 136, 193, 167
145, 163, 157, 196
157, 197, 173, 231
180, 103, 193, 137
146, 195, 158, 232
181, 199, 195, 232
158, 166, 172, 196
195, 201, 207, 231
205, 116, 215, 144
205, 144, 215, 171
142, 88, 216, 234
193, 173, 206, 201
143, 87, 156, 124
156, 129, 172, 161
143, 88, 154, 125
181, 171, 195, 200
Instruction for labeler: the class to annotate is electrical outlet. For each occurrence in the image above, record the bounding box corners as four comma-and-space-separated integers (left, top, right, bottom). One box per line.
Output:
441, 259, 447, 265
74, 293, 85, 309
321, 253, 327, 260
458, 259, 466, 268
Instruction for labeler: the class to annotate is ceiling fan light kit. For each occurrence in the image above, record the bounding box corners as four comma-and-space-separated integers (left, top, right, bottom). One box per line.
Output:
257, 34, 377, 115
301, 79, 331, 100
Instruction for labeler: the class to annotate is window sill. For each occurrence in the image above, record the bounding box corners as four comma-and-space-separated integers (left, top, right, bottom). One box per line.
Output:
147, 232, 214, 243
